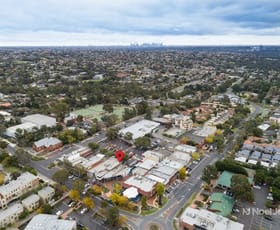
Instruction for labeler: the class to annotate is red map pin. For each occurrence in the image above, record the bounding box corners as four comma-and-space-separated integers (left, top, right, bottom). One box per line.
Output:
115, 150, 125, 162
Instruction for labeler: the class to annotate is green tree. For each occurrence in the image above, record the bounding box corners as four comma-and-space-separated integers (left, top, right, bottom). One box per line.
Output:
134, 136, 150, 150
156, 182, 165, 206
231, 174, 254, 202
272, 187, 280, 201
141, 196, 148, 210
52, 102, 69, 122
106, 206, 119, 227
106, 128, 118, 140
122, 108, 136, 120
254, 169, 267, 185
201, 165, 218, 184
0, 141, 8, 149
73, 179, 85, 193
124, 132, 133, 140
102, 114, 118, 127
103, 104, 114, 113
88, 142, 99, 151
39, 204, 52, 214
89, 122, 101, 134
215, 159, 248, 176
52, 169, 69, 184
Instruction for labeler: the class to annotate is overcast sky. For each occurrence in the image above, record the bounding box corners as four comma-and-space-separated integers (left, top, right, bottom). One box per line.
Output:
0, 0, 279, 46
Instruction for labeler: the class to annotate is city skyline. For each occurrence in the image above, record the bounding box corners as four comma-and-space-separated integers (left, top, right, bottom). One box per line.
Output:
0, 0, 280, 46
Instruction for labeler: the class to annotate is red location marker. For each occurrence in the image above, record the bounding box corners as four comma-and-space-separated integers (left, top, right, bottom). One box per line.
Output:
115, 150, 125, 162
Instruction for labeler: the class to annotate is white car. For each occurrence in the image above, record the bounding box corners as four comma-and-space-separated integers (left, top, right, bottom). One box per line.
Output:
253, 185, 261, 189
80, 207, 88, 214
56, 210, 63, 216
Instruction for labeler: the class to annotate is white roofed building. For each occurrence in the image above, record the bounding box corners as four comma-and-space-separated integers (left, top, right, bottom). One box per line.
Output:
179, 207, 244, 230
119, 119, 160, 140
122, 175, 157, 198
5, 122, 37, 138
21, 114, 57, 128
0, 172, 39, 208
0, 203, 24, 228
38, 186, 55, 203
25, 214, 77, 230
21, 194, 40, 212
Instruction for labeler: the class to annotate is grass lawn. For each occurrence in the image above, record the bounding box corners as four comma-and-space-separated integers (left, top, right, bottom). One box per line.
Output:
72, 104, 129, 121
5, 166, 21, 174
141, 207, 158, 216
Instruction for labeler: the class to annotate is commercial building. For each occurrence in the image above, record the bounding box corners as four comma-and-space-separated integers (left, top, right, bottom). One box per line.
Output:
122, 175, 157, 197
0, 203, 24, 228
21, 114, 57, 128
119, 119, 160, 140
5, 122, 37, 138
142, 150, 164, 163
33, 137, 63, 152
175, 144, 197, 154
179, 207, 244, 230
0, 172, 39, 208
21, 194, 40, 212
37, 186, 55, 203
25, 214, 77, 230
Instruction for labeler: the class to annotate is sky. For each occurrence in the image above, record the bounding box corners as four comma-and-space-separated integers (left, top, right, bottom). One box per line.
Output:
0, 0, 280, 46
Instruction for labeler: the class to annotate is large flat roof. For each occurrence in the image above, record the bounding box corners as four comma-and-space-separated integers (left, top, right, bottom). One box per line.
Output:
25, 214, 76, 230
124, 175, 156, 193
21, 114, 56, 127
119, 119, 160, 140
180, 207, 244, 230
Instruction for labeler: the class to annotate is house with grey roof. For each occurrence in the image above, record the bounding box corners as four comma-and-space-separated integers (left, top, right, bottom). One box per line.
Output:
249, 151, 262, 160
38, 186, 55, 203
21, 194, 40, 212
0, 203, 24, 228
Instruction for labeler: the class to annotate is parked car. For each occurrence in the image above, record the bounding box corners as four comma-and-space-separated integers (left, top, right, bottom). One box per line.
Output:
80, 207, 88, 214
67, 200, 73, 206
56, 210, 63, 216
232, 208, 240, 213
68, 201, 76, 207
264, 215, 273, 221
253, 185, 261, 189
68, 175, 74, 179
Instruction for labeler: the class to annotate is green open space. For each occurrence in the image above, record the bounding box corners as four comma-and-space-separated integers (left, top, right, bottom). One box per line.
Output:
72, 104, 129, 121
